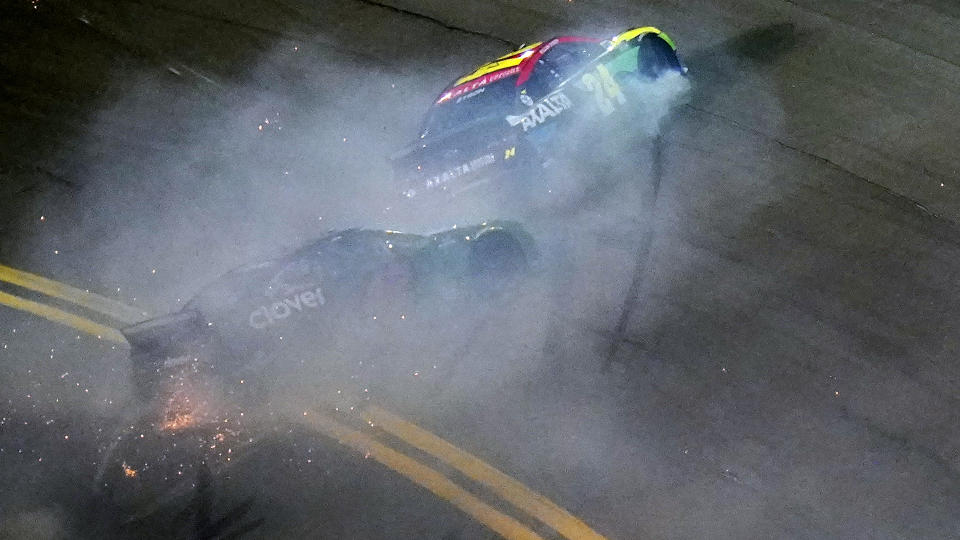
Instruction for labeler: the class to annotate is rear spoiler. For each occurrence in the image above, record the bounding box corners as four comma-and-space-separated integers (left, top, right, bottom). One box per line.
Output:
121, 309, 207, 355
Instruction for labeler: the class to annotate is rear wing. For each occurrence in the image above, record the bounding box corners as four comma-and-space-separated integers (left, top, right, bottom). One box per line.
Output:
122, 309, 207, 356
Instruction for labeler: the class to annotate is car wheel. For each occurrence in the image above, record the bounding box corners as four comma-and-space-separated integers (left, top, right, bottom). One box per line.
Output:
637, 35, 682, 80
469, 231, 527, 292
130, 349, 165, 401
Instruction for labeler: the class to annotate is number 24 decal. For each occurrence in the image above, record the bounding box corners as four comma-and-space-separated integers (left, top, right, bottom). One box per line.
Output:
581, 64, 626, 116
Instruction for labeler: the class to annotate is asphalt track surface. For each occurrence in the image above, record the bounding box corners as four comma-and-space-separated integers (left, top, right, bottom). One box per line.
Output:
3, 1, 960, 538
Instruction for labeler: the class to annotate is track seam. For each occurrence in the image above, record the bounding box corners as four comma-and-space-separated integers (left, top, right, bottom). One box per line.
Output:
778, 0, 960, 73
352, 0, 520, 48
681, 103, 959, 230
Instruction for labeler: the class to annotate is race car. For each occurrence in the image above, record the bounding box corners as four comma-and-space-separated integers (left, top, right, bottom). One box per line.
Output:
122, 221, 535, 398
391, 26, 685, 203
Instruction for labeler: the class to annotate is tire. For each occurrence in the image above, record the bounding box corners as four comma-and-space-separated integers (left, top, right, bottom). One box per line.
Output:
469, 231, 527, 293
636, 35, 682, 80
130, 348, 165, 401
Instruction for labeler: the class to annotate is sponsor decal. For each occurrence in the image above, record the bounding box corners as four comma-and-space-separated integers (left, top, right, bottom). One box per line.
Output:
519, 93, 534, 107
425, 153, 496, 190
162, 355, 193, 369
504, 146, 516, 160
456, 86, 486, 104
505, 91, 573, 131
437, 66, 521, 104
249, 286, 326, 329
539, 38, 562, 55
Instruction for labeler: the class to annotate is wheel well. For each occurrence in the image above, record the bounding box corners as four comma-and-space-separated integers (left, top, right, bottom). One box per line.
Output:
469, 230, 527, 278
637, 34, 682, 77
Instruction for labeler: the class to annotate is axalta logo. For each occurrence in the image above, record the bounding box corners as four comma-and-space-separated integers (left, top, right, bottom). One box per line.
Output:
425, 153, 496, 190
506, 91, 573, 131
249, 287, 325, 329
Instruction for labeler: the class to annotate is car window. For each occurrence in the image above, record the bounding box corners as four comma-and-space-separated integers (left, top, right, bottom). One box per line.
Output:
329, 231, 398, 276
269, 259, 315, 297
602, 43, 640, 79
521, 58, 555, 101
423, 77, 518, 134
289, 231, 389, 282
545, 42, 605, 79
523, 41, 604, 100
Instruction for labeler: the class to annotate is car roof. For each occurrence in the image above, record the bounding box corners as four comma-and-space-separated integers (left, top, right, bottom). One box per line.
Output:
434, 36, 603, 105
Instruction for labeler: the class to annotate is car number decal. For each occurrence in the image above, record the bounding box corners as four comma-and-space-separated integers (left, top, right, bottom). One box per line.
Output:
581, 64, 626, 116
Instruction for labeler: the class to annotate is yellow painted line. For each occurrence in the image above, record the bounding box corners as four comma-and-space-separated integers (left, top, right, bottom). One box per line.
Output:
0, 263, 145, 325
364, 405, 608, 540
301, 411, 544, 540
0, 290, 128, 344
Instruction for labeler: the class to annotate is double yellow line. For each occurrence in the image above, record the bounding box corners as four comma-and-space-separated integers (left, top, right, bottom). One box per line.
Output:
364, 406, 606, 540
0, 262, 609, 539
0, 263, 143, 343
302, 412, 544, 540
302, 407, 607, 540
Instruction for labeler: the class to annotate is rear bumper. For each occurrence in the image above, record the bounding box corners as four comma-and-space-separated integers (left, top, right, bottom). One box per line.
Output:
394, 138, 545, 202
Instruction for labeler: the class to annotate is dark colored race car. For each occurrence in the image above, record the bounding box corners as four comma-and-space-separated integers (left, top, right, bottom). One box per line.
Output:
391, 26, 686, 203
122, 221, 535, 398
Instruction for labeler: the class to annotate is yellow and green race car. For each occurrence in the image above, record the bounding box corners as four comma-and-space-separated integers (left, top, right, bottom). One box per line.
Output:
391, 27, 686, 202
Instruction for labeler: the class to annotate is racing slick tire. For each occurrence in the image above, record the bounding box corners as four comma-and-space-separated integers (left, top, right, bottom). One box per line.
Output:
469, 231, 527, 293
637, 35, 682, 80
